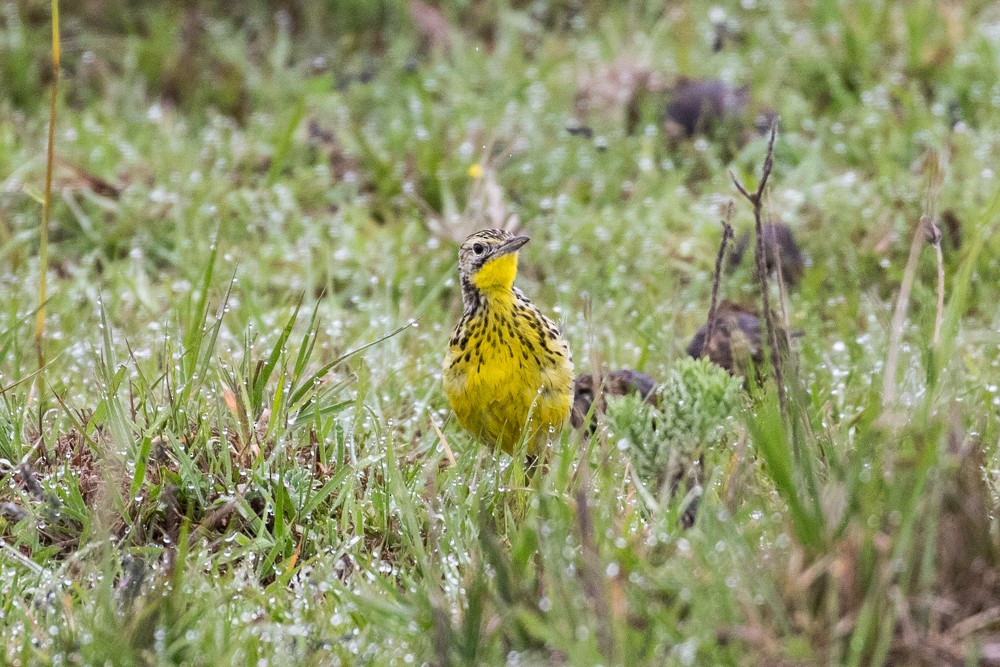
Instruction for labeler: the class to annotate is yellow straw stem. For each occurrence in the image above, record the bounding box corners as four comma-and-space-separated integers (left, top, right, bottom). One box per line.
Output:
36, 0, 60, 369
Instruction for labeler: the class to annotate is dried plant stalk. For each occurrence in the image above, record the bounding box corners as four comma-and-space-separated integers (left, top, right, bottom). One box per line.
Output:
730, 124, 786, 419
701, 201, 735, 356
36, 0, 60, 370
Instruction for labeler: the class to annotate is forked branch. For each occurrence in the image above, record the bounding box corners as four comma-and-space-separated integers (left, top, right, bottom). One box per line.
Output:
730, 124, 787, 418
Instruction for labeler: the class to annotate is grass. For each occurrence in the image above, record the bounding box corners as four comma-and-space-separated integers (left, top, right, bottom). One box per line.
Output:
2, 0, 1000, 664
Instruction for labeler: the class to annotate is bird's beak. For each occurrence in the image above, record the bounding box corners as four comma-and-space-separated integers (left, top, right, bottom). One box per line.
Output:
496, 236, 530, 256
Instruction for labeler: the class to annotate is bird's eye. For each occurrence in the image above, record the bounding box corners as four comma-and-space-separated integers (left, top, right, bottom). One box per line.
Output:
472, 243, 485, 255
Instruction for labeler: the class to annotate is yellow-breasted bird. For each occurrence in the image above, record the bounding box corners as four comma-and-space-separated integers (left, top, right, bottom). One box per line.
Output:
443, 229, 574, 458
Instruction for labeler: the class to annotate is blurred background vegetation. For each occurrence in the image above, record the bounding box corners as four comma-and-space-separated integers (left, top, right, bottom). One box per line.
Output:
2, 0, 1000, 664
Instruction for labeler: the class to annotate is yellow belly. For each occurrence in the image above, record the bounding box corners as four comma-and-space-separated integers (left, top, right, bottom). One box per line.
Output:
443, 310, 573, 456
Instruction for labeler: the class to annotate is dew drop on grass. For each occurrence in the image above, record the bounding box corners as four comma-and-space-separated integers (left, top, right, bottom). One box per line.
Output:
676, 638, 698, 665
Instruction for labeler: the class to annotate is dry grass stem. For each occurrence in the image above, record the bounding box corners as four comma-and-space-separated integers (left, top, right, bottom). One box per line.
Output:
882, 217, 930, 407
36, 0, 60, 371
925, 217, 945, 349
1, 537, 44, 574
765, 191, 794, 344
430, 416, 457, 467
944, 605, 1000, 642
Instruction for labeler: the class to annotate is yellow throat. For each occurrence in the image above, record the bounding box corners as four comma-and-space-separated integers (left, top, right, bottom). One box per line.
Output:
471, 252, 518, 293
442, 230, 574, 458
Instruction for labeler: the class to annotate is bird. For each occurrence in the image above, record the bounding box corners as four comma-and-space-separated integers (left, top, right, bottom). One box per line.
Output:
570, 369, 659, 433
662, 77, 776, 146
687, 300, 801, 379
442, 229, 574, 459
664, 78, 748, 137
686, 301, 766, 376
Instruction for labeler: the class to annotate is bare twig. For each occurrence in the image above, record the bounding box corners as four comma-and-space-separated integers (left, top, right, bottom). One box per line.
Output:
730, 123, 786, 417
701, 201, 735, 356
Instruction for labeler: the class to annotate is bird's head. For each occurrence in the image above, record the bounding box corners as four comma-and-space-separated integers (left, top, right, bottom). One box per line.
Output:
457, 229, 530, 293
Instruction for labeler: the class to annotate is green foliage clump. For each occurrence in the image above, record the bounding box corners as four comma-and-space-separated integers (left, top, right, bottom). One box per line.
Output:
607, 357, 743, 494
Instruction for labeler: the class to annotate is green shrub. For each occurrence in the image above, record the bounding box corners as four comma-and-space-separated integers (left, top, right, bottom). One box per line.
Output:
607, 357, 743, 495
